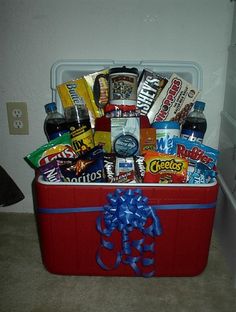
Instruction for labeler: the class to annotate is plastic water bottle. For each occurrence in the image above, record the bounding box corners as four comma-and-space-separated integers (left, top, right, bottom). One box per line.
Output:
64, 102, 94, 155
181, 101, 207, 143
44, 102, 68, 141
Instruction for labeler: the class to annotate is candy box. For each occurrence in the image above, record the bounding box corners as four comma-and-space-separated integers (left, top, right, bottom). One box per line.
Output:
147, 74, 200, 124
35, 177, 218, 277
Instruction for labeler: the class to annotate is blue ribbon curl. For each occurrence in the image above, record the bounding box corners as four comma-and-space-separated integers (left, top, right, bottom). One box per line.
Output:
96, 189, 162, 277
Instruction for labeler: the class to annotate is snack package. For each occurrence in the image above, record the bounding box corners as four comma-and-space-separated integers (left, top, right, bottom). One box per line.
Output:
147, 74, 200, 124
103, 153, 135, 183
134, 155, 146, 183
188, 163, 217, 184
84, 69, 109, 119
39, 159, 64, 183
25, 133, 77, 168
140, 128, 156, 153
57, 78, 91, 110
103, 153, 116, 182
59, 146, 105, 183
94, 131, 112, 153
143, 151, 188, 183
172, 138, 219, 183
116, 157, 135, 182
137, 69, 168, 116
57, 77, 95, 126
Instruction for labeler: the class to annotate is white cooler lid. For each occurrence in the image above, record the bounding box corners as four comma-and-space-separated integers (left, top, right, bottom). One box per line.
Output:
50, 59, 203, 113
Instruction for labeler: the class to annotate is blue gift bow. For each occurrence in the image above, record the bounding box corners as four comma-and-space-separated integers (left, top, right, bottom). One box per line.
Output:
37, 192, 216, 277
95, 188, 162, 277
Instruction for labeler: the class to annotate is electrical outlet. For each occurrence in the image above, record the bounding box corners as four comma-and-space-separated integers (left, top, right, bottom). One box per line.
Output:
7, 102, 29, 135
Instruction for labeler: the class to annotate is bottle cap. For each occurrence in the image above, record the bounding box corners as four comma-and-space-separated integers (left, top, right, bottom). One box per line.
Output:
45, 102, 57, 113
194, 101, 205, 111
152, 121, 180, 130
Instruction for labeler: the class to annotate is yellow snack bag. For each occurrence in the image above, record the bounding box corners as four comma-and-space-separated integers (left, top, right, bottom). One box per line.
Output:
57, 77, 92, 110
94, 131, 112, 153
144, 151, 188, 183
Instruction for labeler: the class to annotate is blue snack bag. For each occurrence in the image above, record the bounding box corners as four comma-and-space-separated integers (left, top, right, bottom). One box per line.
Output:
59, 146, 105, 183
172, 138, 219, 183
188, 163, 217, 184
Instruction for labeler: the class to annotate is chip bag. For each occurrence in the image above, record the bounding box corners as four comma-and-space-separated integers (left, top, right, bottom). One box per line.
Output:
172, 138, 219, 183
25, 132, 77, 168
143, 151, 188, 183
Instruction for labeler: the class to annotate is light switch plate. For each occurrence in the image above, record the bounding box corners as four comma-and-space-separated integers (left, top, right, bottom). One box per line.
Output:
7, 102, 29, 135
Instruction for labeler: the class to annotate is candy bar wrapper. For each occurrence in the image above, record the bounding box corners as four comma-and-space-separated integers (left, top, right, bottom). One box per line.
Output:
57, 77, 91, 109
143, 151, 188, 184
147, 74, 200, 124
134, 155, 146, 183
94, 131, 112, 153
39, 160, 64, 183
84, 69, 109, 119
103, 153, 136, 183
116, 157, 135, 183
137, 69, 168, 116
140, 128, 156, 153
103, 153, 116, 182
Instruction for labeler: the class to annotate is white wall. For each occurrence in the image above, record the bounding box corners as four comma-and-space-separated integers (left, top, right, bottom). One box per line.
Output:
0, 0, 234, 213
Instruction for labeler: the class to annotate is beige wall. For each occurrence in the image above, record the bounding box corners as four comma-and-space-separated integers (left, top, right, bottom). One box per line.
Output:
0, 0, 234, 212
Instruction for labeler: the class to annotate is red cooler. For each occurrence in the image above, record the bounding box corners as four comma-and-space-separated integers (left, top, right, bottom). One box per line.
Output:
34, 59, 218, 277
35, 177, 218, 277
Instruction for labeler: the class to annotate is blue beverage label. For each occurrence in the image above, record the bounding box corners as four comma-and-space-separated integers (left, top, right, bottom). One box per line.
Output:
181, 129, 204, 144
48, 130, 68, 141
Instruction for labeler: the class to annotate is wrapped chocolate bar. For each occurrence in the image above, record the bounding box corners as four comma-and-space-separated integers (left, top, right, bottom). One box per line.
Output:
137, 69, 168, 116
39, 160, 64, 183
103, 153, 135, 183
84, 69, 109, 119
134, 155, 146, 183
116, 157, 135, 182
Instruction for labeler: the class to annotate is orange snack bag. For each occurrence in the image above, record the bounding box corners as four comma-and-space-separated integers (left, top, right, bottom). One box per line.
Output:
143, 151, 188, 183
140, 128, 156, 153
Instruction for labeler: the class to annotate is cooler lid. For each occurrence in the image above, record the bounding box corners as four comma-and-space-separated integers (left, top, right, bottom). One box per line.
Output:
50, 59, 203, 112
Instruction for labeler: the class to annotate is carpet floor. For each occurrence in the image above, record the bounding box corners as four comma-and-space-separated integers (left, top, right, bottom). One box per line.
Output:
0, 212, 236, 312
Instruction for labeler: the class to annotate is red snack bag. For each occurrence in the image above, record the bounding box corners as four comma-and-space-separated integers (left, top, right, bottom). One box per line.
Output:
143, 151, 188, 184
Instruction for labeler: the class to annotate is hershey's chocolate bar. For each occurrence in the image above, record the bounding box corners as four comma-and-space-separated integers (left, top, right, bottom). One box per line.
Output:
137, 69, 167, 116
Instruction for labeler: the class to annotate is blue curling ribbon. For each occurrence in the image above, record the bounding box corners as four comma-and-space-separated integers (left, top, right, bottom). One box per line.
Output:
96, 189, 162, 277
